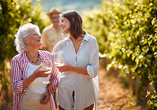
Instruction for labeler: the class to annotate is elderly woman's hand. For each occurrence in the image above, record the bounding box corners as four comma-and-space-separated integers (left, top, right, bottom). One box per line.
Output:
34, 65, 50, 78
47, 82, 56, 95
40, 92, 50, 104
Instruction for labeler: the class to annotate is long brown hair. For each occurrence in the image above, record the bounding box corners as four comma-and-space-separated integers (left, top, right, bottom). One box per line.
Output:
61, 10, 85, 39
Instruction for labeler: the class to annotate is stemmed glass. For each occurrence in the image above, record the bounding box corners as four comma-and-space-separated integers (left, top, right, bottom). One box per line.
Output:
42, 58, 52, 84
53, 51, 64, 67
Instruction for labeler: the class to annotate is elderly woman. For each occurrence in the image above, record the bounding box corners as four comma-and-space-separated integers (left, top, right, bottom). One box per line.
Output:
11, 23, 59, 110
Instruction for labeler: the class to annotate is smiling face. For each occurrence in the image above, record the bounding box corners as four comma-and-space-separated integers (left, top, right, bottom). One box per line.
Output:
59, 17, 70, 34
59, 10, 83, 39
23, 29, 42, 49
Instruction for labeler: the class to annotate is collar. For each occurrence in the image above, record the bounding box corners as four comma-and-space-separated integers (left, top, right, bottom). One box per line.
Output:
65, 32, 90, 42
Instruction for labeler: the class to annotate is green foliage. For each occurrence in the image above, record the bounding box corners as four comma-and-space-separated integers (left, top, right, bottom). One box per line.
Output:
83, 0, 157, 109
82, 8, 110, 54
0, 0, 48, 90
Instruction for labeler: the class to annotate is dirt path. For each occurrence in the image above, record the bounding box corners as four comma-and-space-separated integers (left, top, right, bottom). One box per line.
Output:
97, 68, 142, 110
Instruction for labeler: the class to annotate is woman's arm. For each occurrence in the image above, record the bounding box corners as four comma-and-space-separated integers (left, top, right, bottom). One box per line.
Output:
11, 57, 52, 93
86, 37, 99, 78
56, 37, 99, 78
47, 53, 60, 94
70, 65, 88, 75
23, 65, 52, 89
57, 63, 88, 75
23, 73, 37, 89
11, 57, 25, 94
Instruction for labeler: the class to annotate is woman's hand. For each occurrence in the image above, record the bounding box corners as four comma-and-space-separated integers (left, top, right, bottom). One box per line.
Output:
34, 65, 50, 78
23, 65, 51, 90
56, 60, 88, 75
56, 60, 71, 72
40, 92, 50, 104
47, 82, 56, 95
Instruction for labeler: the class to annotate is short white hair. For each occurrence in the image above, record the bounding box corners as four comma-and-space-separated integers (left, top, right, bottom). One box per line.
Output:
14, 23, 40, 53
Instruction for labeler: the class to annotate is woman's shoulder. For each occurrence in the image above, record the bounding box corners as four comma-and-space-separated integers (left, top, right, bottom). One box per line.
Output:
52, 38, 67, 53
54, 38, 66, 48
38, 50, 51, 56
11, 53, 26, 63
38, 50, 53, 59
12, 53, 24, 60
57, 38, 67, 44
85, 33, 97, 43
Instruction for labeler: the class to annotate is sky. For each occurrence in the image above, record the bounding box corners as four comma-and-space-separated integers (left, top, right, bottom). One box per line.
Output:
32, 0, 101, 15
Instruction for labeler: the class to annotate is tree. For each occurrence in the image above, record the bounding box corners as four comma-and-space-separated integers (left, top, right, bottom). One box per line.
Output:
0, 0, 48, 106
83, 0, 157, 109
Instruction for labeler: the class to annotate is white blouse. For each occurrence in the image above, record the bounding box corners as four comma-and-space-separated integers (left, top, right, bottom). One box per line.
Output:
26, 62, 50, 94
52, 33, 99, 110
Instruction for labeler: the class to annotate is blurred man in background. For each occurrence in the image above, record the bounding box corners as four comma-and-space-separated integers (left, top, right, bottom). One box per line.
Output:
40, 7, 64, 108
40, 7, 64, 52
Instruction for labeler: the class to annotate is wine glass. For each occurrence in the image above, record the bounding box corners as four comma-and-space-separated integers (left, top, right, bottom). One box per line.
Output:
42, 58, 52, 84
53, 51, 64, 67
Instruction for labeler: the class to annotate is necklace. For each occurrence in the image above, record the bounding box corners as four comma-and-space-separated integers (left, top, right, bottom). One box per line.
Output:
26, 53, 39, 63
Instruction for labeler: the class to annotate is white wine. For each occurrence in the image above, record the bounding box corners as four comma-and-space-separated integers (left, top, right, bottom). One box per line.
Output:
43, 81, 50, 84
42, 67, 52, 74
45, 70, 51, 74
42, 67, 52, 70
54, 62, 64, 66
42, 59, 52, 84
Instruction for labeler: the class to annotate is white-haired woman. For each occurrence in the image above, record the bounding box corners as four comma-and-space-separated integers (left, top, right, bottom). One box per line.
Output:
11, 23, 59, 110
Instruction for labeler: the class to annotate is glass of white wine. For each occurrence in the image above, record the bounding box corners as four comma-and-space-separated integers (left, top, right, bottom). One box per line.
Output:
53, 51, 64, 67
42, 58, 52, 84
